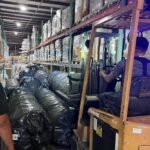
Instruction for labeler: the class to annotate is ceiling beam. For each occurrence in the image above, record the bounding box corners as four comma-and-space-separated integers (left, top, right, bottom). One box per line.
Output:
0, 9, 52, 17
3, 19, 41, 25
0, 3, 56, 13
0, 1, 66, 10
0, 5, 56, 14
28, 0, 69, 6
1, 13, 50, 20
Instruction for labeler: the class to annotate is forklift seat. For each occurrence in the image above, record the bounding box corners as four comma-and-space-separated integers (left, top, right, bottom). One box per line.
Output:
99, 76, 150, 117
130, 76, 150, 98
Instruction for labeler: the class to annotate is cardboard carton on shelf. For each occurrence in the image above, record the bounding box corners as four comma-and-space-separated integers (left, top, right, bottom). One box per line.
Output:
55, 39, 62, 61
62, 36, 70, 63
62, 7, 72, 30
50, 43, 55, 61
75, 0, 83, 24
73, 35, 82, 62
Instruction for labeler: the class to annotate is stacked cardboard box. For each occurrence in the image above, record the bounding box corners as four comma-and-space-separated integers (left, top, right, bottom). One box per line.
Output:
82, 0, 89, 18
52, 15, 57, 36
73, 35, 82, 62
42, 23, 48, 41
75, 0, 83, 23
62, 7, 72, 30
47, 20, 51, 38
55, 39, 62, 61
62, 37, 70, 63
44, 45, 50, 61
21, 35, 30, 51
90, 0, 104, 14
52, 10, 62, 36
31, 26, 39, 48
49, 43, 55, 61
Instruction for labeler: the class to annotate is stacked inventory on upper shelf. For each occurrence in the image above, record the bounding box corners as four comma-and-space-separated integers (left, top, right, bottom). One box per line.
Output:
27, 0, 133, 64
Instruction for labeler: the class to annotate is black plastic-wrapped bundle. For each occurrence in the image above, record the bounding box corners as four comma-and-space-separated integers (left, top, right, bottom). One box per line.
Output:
48, 71, 60, 90
8, 87, 51, 150
19, 65, 40, 80
35, 88, 76, 147
5, 79, 20, 96
48, 71, 70, 95
53, 72, 70, 95
20, 77, 42, 95
34, 70, 49, 88
19, 70, 32, 80
35, 88, 68, 125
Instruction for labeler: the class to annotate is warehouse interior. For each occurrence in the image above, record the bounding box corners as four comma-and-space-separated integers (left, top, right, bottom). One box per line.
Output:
0, 0, 150, 150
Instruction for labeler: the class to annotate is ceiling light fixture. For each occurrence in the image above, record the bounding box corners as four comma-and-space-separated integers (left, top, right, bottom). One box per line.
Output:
20, 5, 27, 11
14, 32, 18, 35
16, 22, 21, 27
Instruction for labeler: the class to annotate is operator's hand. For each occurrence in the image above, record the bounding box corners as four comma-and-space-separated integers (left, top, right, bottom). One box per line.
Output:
99, 70, 106, 77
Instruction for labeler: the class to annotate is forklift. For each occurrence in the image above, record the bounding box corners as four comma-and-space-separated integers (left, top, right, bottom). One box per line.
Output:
71, 0, 150, 150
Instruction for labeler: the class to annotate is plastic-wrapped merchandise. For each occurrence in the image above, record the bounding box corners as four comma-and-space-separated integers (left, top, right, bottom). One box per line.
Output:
62, 7, 72, 30
8, 87, 51, 149
82, 0, 89, 18
56, 10, 62, 34
104, 0, 119, 6
53, 72, 70, 95
49, 43, 55, 61
73, 35, 82, 62
52, 10, 62, 36
48, 71, 60, 90
52, 15, 57, 36
19, 65, 40, 80
47, 20, 51, 38
48, 71, 69, 95
5, 79, 20, 96
35, 88, 68, 124
62, 37, 70, 63
55, 39, 62, 61
31, 26, 39, 48
34, 70, 48, 88
75, 0, 83, 23
20, 77, 42, 95
42, 22, 48, 41
90, 0, 104, 14
35, 88, 76, 147
44, 45, 50, 61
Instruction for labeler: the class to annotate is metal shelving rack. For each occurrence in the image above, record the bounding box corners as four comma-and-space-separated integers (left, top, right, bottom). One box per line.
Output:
80, 0, 150, 150
28, 1, 123, 69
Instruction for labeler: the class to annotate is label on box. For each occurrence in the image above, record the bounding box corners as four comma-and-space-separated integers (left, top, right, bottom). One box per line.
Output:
12, 134, 20, 141
133, 128, 142, 134
94, 118, 97, 131
96, 126, 103, 138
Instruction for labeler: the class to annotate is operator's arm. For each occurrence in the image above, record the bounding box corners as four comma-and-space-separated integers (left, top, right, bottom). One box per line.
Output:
0, 114, 14, 150
100, 70, 116, 83
100, 60, 125, 83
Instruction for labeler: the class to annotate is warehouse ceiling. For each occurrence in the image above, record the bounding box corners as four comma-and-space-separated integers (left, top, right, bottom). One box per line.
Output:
0, 0, 69, 54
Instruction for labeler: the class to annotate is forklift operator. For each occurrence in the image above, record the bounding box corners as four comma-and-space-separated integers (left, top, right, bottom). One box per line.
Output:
100, 36, 150, 85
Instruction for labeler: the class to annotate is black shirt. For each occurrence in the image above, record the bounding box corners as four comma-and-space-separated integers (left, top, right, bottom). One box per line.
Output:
111, 57, 150, 80
0, 83, 8, 115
